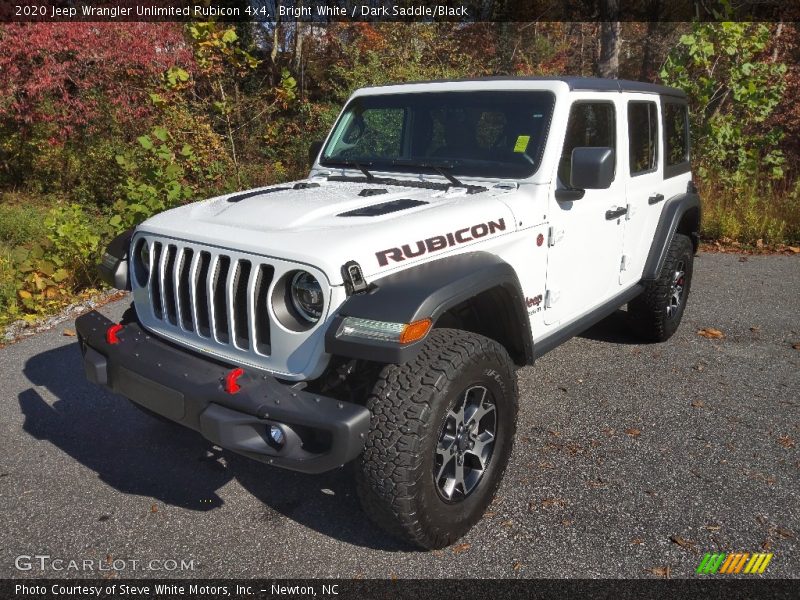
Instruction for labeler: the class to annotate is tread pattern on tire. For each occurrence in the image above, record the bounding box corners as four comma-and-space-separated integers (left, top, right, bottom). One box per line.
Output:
355, 328, 518, 549
628, 232, 694, 342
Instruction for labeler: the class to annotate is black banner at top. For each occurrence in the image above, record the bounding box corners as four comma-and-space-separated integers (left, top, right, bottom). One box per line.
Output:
1, 0, 797, 23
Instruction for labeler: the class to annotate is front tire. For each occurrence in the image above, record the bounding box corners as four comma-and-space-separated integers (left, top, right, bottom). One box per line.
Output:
355, 329, 518, 549
628, 233, 694, 342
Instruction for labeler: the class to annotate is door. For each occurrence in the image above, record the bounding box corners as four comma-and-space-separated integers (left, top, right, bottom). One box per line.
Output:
543, 100, 626, 327
621, 96, 662, 286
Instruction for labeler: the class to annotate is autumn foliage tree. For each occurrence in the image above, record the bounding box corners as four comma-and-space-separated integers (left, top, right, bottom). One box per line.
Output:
0, 22, 191, 198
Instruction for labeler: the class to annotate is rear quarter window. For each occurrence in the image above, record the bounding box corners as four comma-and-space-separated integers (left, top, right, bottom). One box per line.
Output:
663, 101, 690, 177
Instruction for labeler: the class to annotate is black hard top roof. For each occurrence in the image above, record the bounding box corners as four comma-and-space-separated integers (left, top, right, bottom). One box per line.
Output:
369, 76, 687, 99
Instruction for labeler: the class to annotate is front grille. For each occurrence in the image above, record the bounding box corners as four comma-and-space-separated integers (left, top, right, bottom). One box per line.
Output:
130, 235, 281, 362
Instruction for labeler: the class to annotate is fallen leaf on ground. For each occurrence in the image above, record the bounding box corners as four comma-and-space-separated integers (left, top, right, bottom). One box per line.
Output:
500, 519, 514, 528
670, 535, 698, 553
512, 561, 523, 571
541, 497, 567, 509
777, 435, 796, 449
691, 399, 705, 408
452, 543, 471, 554
788, 246, 800, 254
762, 539, 772, 550
698, 327, 725, 339
703, 525, 721, 531
738, 256, 748, 262
150, 504, 158, 513
647, 566, 670, 578
750, 326, 761, 333
561, 519, 574, 527
792, 343, 800, 350
631, 538, 643, 545
775, 527, 795, 539
587, 477, 607, 489
625, 427, 641, 438
62, 329, 76, 337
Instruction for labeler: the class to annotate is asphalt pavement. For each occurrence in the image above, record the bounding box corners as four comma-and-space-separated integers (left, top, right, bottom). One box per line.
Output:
1, 252, 798, 579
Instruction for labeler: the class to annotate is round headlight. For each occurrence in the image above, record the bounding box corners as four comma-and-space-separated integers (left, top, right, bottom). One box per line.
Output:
290, 271, 323, 323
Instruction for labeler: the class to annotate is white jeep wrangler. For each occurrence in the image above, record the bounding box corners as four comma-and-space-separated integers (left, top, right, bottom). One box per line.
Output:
78, 77, 700, 549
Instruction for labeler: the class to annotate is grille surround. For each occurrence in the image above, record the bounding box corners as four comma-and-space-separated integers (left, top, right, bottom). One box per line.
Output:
130, 232, 331, 375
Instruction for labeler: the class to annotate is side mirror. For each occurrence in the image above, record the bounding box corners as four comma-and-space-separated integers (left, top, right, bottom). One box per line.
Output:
308, 140, 324, 168
569, 147, 615, 190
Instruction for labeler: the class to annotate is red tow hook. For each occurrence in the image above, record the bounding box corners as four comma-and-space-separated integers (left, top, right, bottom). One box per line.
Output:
106, 323, 124, 345
223, 368, 245, 394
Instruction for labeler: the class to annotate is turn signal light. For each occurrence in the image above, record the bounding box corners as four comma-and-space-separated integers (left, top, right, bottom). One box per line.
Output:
399, 318, 433, 344
106, 323, 123, 345
223, 368, 244, 394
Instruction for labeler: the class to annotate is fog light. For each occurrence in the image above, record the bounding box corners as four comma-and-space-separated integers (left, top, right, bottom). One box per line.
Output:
269, 425, 285, 447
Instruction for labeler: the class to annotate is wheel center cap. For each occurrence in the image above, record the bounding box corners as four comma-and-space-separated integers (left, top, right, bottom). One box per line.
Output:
456, 432, 470, 453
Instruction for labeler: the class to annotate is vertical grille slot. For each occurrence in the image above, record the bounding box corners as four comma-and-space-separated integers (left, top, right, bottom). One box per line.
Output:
150, 242, 163, 319
162, 245, 178, 325
253, 264, 274, 355
211, 255, 231, 343
232, 260, 252, 349
176, 248, 194, 331
194, 251, 211, 337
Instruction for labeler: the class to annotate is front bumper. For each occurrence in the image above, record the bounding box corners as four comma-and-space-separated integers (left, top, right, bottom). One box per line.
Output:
75, 311, 370, 474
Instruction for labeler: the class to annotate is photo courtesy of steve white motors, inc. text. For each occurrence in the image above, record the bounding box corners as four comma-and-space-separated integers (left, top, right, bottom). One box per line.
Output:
14, 583, 340, 597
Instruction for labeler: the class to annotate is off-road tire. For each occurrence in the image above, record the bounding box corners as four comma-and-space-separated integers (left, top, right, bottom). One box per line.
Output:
628, 233, 694, 342
355, 328, 518, 549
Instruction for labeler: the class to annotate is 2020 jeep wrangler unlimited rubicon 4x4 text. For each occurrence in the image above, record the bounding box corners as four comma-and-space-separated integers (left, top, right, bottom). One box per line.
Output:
77, 77, 700, 549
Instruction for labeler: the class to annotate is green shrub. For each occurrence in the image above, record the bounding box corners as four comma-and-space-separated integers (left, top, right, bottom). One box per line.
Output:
0, 203, 48, 247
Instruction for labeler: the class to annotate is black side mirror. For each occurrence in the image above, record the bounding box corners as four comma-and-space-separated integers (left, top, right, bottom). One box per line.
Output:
569, 147, 615, 190
308, 140, 324, 168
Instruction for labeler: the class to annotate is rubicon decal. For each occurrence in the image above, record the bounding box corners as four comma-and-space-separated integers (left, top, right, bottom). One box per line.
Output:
696, 552, 773, 575
376, 218, 506, 267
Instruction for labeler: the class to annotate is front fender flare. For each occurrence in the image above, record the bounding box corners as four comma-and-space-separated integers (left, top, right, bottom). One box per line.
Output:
324, 252, 532, 365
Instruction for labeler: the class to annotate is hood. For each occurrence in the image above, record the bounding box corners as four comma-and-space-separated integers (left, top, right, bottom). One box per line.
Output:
138, 178, 519, 286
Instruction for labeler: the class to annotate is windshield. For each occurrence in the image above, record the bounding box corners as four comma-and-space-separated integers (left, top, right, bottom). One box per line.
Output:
320, 90, 555, 179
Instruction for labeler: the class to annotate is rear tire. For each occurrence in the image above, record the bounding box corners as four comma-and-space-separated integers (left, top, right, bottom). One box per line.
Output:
628, 233, 694, 342
355, 329, 518, 549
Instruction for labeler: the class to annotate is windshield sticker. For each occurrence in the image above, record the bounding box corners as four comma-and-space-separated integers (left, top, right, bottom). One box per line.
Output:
513, 135, 530, 153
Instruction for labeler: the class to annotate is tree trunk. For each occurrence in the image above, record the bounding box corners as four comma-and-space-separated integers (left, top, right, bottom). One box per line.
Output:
597, 0, 621, 79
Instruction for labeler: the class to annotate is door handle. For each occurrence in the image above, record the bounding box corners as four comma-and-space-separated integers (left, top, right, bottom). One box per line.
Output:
648, 193, 665, 205
605, 207, 628, 220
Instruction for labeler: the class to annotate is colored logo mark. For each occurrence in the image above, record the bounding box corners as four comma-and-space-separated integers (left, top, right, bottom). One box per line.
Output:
696, 552, 773, 575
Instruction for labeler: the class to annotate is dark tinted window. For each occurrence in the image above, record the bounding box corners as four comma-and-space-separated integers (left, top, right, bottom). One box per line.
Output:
664, 103, 689, 167
559, 102, 616, 185
322, 91, 556, 179
628, 102, 659, 175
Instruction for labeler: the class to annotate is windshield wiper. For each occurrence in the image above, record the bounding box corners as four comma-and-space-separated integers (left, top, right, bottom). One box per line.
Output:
390, 159, 465, 188
324, 159, 374, 181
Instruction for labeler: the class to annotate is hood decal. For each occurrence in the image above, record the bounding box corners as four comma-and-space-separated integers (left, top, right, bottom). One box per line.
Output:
376, 218, 507, 267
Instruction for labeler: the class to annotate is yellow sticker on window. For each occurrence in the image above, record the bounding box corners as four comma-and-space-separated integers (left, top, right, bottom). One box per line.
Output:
513, 135, 530, 153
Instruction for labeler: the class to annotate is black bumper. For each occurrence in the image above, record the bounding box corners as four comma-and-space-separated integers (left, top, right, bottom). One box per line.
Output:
75, 311, 370, 474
